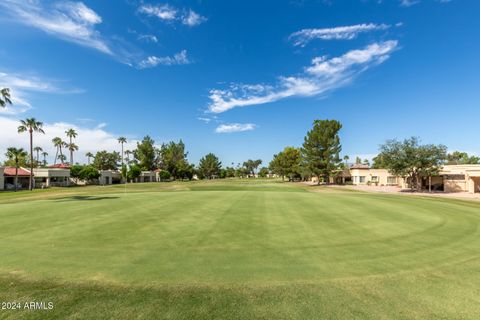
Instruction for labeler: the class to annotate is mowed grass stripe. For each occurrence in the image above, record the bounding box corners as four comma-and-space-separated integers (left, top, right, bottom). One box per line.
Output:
1, 180, 480, 319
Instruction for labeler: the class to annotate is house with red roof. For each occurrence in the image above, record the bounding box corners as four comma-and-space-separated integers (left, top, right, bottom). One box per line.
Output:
1, 166, 32, 190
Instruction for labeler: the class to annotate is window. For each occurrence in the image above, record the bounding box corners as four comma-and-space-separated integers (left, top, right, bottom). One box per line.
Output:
359, 176, 366, 183
387, 176, 397, 185
371, 176, 378, 182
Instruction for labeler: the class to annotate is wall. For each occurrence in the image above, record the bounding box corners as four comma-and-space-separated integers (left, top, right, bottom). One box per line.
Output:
0, 167, 4, 190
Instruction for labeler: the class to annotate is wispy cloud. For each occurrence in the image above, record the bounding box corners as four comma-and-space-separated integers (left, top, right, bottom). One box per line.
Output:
400, 0, 420, 7
0, 71, 82, 115
289, 23, 390, 46
215, 123, 256, 133
0, 0, 111, 54
138, 34, 158, 43
139, 50, 191, 68
208, 41, 398, 113
0, 116, 139, 164
182, 10, 207, 26
138, 3, 207, 27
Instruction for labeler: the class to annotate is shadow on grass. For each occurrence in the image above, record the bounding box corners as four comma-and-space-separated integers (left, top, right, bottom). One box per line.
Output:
53, 195, 120, 202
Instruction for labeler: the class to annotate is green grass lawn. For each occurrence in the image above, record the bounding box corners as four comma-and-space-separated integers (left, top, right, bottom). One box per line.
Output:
1, 180, 480, 319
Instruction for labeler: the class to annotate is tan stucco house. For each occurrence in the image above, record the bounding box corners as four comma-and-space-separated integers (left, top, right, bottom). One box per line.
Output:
33, 167, 70, 188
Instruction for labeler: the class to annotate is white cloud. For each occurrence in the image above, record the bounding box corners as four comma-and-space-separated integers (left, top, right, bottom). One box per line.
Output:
138, 3, 206, 27
138, 4, 177, 21
0, 116, 138, 164
197, 117, 212, 123
138, 34, 158, 43
207, 41, 398, 113
182, 10, 207, 26
0, 0, 111, 55
215, 123, 256, 133
290, 23, 390, 46
139, 50, 191, 68
400, 0, 420, 7
0, 71, 81, 115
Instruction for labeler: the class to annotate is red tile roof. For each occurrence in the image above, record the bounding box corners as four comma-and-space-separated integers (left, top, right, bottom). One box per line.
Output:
48, 163, 70, 169
4, 167, 31, 176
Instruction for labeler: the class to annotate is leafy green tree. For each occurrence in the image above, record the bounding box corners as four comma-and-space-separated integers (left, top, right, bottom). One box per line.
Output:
70, 164, 84, 184
65, 128, 78, 164
79, 165, 101, 182
377, 137, 447, 191
258, 167, 269, 178
0, 88, 12, 107
128, 164, 142, 182
198, 153, 222, 179
446, 151, 480, 165
135, 136, 156, 170
301, 119, 342, 184
269, 146, 301, 181
243, 159, 262, 177
18, 118, 45, 190
158, 170, 171, 181
92, 150, 120, 170
159, 140, 191, 179
5, 147, 28, 191
224, 167, 236, 178
372, 153, 388, 169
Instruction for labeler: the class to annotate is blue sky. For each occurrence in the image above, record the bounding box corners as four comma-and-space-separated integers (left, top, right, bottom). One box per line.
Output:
1, 0, 479, 166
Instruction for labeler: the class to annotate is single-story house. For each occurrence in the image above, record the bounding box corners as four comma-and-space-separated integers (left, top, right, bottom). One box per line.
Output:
139, 171, 156, 183
344, 164, 480, 194
33, 167, 71, 188
99, 170, 123, 185
1, 167, 32, 190
440, 165, 480, 193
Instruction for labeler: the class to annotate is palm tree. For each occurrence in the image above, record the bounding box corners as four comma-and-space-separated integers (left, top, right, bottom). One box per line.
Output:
18, 118, 45, 190
85, 152, 94, 165
65, 128, 78, 165
343, 155, 350, 167
67, 142, 79, 164
124, 150, 132, 164
52, 137, 65, 165
41, 151, 48, 167
5, 147, 27, 192
58, 154, 67, 164
118, 137, 127, 167
1, 88, 12, 107
33, 146, 43, 166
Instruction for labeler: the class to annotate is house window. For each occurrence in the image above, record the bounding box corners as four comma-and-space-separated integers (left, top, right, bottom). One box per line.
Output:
359, 176, 366, 183
371, 176, 378, 182
387, 176, 397, 185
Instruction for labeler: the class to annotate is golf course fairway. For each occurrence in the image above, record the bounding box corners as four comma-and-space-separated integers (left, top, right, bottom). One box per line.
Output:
1, 180, 479, 319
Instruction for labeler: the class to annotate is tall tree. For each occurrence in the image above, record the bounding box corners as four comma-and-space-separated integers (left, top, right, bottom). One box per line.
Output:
243, 159, 262, 177
446, 151, 480, 165
33, 146, 43, 166
159, 140, 190, 179
85, 152, 94, 165
65, 129, 78, 164
18, 118, 45, 190
58, 154, 67, 164
269, 147, 301, 181
301, 119, 342, 184
92, 151, 121, 170
52, 137, 66, 165
5, 147, 27, 192
0, 88, 12, 107
135, 136, 156, 170
41, 151, 48, 167
118, 137, 127, 167
198, 153, 222, 179
377, 137, 447, 191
